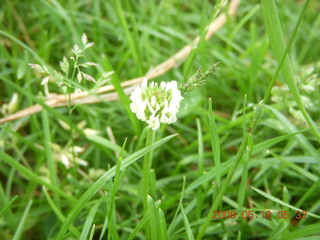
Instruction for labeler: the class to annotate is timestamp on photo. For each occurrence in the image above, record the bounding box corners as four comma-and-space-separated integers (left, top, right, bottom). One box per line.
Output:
212, 210, 307, 220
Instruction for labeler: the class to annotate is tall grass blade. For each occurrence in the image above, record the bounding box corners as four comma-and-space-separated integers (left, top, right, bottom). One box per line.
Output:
12, 200, 33, 240
41, 109, 58, 187
261, 0, 320, 141
80, 199, 102, 240
208, 98, 221, 188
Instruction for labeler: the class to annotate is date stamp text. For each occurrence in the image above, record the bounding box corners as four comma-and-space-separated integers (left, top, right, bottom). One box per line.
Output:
212, 210, 307, 220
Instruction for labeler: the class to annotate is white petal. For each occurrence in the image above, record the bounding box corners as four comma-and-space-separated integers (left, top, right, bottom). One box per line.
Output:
136, 101, 147, 120
130, 87, 143, 104
170, 81, 178, 89
130, 103, 138, 113
147, 114, 160, 130
82, 33, 88, 45
160, 112, 169, 123
76, 158, 88, 166
73, 146, 84, 153
141, 78, 148, 90
61, 154, 71, 169
160, 104, 170, 123
155, 103, 160, 111
167, 115, 177, 124
151, 96, 156, 108
146, 100, 155, 114
160, 81, 166, 89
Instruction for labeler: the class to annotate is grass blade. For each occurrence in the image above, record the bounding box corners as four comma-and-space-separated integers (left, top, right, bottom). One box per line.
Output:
106, 139, 127, 240
12, 199, 33, 240
180, 176, 194, 240
85, 133, 128, 157
266, 106, 318, 158
127, 214, 149, 240
158, 208, 168, 240
180, 202, 195, 240
251, 187, 320, 219
282, 222, 320, 240
147, 195, 159, 240
296, 179, 320, 208
41, 109, 58, 187
196, 118, 204, 226
80, 199, 101, 240
266, 222, 288, 240
113, 0, 142, 75
208, 98, 221, 188
88, 224, 96, 240
271, 152, 318, 182
0, 195, 18, 218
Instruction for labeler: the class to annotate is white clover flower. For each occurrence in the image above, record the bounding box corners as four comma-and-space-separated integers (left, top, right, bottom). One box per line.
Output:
130, 79, 183, 130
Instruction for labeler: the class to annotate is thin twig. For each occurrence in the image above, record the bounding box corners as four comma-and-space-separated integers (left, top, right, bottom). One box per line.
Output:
0, 0, 240, 124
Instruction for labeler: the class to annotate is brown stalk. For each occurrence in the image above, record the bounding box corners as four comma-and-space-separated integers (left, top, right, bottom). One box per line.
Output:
0, 0, 240, 124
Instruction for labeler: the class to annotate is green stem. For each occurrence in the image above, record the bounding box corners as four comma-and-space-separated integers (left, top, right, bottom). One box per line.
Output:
67, 90, 76, 169
67, 54, 79, 167
71, 55, 79, 81
143, 128, 154, 212
142, 128, 154, 239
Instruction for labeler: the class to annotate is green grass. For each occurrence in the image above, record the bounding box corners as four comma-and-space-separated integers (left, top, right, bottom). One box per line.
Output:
1, 0, 320, 239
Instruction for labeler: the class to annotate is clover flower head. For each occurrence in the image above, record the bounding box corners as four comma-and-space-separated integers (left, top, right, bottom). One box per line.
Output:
130, 79, 183, 130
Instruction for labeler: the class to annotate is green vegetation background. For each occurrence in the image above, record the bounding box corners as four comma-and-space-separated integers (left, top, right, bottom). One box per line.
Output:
0, 0, 319, 239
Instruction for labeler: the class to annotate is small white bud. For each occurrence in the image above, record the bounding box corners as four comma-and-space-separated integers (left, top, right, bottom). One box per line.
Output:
82, 73, 96, 83
77, 72, 82, 83
72, 44, 81, 55
74, 88, 82, 93
29, 63, 42, 72
61, 154, 71, 169
29, 64, 49, 74
7, 93, 19, 114
84, 128, 100, 136
80, 62, 98, 68
85, 42, 94, 48
81, 33, 88, 45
